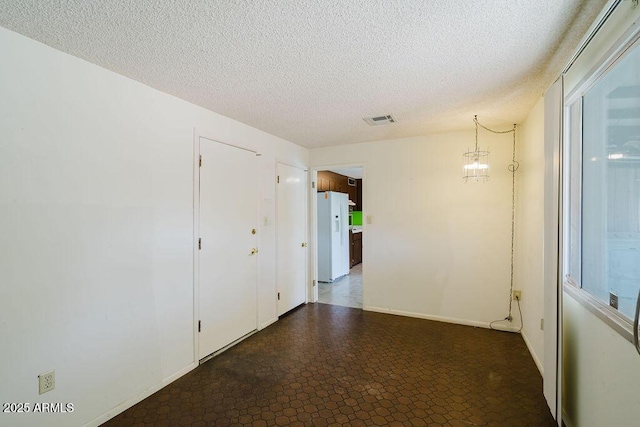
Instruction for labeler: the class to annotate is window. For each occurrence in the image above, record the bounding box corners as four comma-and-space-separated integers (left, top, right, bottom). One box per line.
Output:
566, 36, 640, 323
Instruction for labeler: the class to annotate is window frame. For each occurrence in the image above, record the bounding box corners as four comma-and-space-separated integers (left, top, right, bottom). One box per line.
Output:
563, 24, 640, 344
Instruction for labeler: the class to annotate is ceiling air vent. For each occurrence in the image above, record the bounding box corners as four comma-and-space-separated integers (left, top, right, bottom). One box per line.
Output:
363, 114, 396, 126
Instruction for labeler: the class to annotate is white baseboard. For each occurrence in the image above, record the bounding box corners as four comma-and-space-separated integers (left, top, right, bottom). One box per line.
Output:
84, 362, 198, 427
259, 316, 278, 330
363, 305, 391, 314
521, 329, 543, 375
363, 306, 520, 332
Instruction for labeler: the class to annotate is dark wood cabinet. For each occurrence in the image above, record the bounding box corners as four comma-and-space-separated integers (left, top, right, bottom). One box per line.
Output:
355, 178, 362, 211
347, 183, 356, 204
349, 230, 353, 265
317, 171, 357, 204
350, 231, 362, 267
317, 177, 329, 191
353, 232, 362, 266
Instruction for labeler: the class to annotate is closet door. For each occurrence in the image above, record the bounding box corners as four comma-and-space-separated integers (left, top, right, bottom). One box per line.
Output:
276, 163, 307, 316
198, 137, 258, 359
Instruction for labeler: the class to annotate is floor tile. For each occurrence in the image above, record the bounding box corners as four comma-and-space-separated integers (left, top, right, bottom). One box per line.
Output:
104, 304, 554, 426
318, 263, 362, 309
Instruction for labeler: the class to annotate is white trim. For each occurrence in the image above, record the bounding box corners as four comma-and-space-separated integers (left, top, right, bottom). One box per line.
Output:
276, 159, 308, 171
192, 128, 200, 365
565, 18, 640, 104
561, 0, 622, 75
200, 135, 259, 154
85, 362, 198, 427
543, 74, 564, 424
193, 128, 260, 360
363, 305, 390, 314
521, 329, 543, 375
310, 164, 366, 308
197, 129, 261, 155
564, 282, 634, 343
199, 330, 258, 364
259, 316, 279, 330
363, 306, 521, 332
309, 169, 319, 304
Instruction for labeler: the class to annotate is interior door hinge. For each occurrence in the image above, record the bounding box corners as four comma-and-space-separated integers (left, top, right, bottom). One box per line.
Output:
313, 280, 316, 287
199, 155, 202, 167
198, 238, 201, 250
277, 292, 280, 300
312, 181, 316, 189
198, 320, 201, 332
277, 175, 280, 184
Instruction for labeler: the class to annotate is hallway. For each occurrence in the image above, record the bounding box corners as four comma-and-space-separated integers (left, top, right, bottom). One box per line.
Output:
105, 304, 553, 426
318, 264, 363, 309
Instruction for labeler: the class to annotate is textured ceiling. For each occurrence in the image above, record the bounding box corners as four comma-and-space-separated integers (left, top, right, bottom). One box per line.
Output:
0, 0, 606, 148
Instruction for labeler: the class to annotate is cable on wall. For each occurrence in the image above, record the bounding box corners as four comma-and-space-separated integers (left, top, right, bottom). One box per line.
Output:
473, 118, 522, 333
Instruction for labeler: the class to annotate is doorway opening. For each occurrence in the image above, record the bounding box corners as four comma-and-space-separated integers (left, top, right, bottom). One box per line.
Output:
314, 166, 363, 309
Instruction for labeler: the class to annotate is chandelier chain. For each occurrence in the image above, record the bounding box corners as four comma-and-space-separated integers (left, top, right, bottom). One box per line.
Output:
474, 117, 516, 134
508, 124, 518, 320
475, 117, 519, 330
474, 116, 479, 152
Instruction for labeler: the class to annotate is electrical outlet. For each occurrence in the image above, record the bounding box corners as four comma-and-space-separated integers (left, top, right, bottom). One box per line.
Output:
513, 290, 522, 300
540, 318, 544, 330
38, 370, 55, 394
609, 291, 618, 309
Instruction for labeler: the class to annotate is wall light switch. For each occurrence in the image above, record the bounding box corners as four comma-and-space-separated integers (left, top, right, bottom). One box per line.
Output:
366, 215, 372, 224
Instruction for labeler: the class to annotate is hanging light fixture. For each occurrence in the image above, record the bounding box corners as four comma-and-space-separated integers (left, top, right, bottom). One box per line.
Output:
463, 115, 490, 183
465, 114, 521, 332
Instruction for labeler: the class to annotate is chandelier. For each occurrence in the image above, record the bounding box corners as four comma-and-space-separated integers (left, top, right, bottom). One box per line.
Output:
462, 115, 490, 183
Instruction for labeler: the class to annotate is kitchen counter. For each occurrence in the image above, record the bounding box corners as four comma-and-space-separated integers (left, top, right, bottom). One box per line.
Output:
350, 226, 362, 234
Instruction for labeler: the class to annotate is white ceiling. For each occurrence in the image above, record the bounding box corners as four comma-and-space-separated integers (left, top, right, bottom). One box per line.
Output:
0, 0, 606, 148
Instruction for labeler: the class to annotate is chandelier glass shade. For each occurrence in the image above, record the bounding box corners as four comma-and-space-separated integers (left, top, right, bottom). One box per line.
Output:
463, 116, 490, 183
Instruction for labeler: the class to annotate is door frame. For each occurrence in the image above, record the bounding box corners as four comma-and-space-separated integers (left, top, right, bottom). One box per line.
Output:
309, 163, 365, 305
193, 129, 261, 363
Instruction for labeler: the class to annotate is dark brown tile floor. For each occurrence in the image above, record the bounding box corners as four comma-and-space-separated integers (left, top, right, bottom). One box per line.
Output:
104, 304, 554, 426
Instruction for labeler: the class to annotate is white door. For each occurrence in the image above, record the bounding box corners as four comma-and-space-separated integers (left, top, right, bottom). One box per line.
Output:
276, 163, 307, 316
198, 138, 258, 359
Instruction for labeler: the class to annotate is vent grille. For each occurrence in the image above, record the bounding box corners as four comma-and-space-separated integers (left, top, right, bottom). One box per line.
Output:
363, 114, 396, 126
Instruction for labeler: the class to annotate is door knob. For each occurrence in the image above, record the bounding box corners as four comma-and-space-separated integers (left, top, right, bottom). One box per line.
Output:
250, 248, 258, 255
301, 242, 308, 247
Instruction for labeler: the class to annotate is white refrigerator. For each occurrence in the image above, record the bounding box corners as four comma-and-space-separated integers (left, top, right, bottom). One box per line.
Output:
317, 191, 350, 282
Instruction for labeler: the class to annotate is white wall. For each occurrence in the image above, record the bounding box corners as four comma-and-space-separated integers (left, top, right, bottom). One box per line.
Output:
0, 27, 307, 427
310, 130, 519, 328
563, 294, 640, 426
514, 98, 545, 372
561, 2, 640, 426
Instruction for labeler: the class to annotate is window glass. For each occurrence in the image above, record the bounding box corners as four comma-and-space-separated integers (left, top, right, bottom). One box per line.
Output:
580, 43, 640, 319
